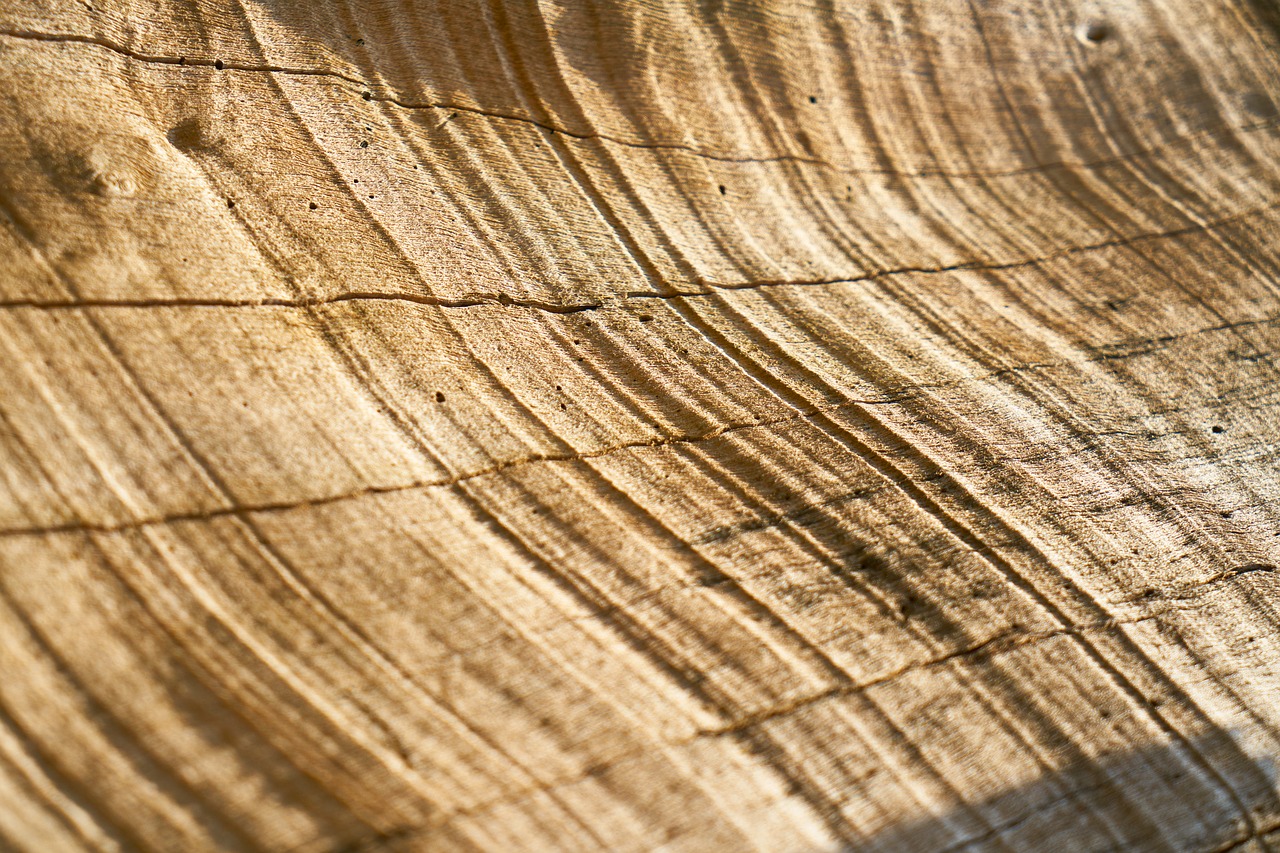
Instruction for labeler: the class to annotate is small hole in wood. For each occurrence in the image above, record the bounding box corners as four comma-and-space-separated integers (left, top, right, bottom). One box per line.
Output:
718, 185, 726, 195
1082, 21, 1109, 43
214, 59, 225, 70
435, 391, 445, 403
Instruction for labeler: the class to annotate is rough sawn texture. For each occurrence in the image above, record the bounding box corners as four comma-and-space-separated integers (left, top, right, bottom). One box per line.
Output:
1, 0, 1280, 850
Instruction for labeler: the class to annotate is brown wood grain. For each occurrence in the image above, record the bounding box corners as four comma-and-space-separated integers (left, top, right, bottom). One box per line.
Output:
1, 1, 1279, 849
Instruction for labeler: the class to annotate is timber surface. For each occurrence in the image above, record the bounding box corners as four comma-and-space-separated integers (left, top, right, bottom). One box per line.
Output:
1, 1, 1280, 850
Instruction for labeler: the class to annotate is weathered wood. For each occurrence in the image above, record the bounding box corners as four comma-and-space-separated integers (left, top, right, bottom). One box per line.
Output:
1, 0, 1279, 849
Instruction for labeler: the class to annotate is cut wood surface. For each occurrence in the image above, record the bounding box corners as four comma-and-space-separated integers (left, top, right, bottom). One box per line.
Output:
2, 0, 1280, 850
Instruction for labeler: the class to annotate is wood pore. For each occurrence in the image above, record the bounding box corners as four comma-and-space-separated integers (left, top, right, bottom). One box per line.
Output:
1, 0, 1280, 850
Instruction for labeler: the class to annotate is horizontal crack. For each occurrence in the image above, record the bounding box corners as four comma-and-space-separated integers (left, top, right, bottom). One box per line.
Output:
697, 614, 1160, 739
0, 291, 603, 314
0, 27, 371, 85
1, 27, 1277, 183
0, 398, 866, 540
1163, 563, 1278, 601
6, 196, 1279, 314
2, 307, 1273, 541
378, 613, 1166, 834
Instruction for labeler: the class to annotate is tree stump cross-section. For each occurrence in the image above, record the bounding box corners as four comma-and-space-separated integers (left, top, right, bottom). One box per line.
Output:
1, 0, 1280, 850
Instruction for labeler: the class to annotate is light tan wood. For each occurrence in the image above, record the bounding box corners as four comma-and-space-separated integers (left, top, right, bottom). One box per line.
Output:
1, 0, 1280, 849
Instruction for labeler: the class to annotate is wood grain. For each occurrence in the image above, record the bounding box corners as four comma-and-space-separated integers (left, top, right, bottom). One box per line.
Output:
1, 0, 1279, 849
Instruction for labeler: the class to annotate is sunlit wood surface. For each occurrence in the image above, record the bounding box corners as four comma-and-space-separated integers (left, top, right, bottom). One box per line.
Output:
2, 1, 1280, 849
